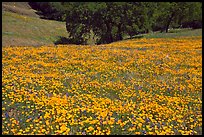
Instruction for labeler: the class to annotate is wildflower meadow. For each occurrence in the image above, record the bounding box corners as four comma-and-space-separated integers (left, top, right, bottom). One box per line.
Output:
2, 36, 202, 135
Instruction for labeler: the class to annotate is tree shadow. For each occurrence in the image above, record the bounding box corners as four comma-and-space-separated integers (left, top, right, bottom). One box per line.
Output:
28, 2, 62, 21
34, 10, 48, 19
54, 35, 145, 45
54, 36, 81, 45
28, 3, 46, 19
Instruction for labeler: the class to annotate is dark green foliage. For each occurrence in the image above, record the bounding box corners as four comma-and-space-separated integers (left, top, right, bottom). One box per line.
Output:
153, 2, 202, 32
64, 2, 202, 45
64, 2, 157, 45
29, 2, 66, 21
29, 2, 202, 45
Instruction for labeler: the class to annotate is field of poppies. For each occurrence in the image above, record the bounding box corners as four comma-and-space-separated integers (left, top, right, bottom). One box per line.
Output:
2, 36, 202, 135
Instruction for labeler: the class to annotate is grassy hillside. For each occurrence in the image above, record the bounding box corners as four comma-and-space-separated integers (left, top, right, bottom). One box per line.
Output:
144, 28, 202, 38
123, 28, 202, 41
2, 2, 40, 18
2, 8, 68, 46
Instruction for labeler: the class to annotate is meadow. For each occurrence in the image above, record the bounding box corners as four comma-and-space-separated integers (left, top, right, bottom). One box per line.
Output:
2, 36, 202, 135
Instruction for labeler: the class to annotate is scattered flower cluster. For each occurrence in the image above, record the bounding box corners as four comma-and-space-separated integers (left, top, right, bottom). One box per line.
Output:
2, 36, 202, 135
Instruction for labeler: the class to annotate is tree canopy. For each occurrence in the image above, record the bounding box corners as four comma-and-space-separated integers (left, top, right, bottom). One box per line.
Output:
29, 2, 202, 45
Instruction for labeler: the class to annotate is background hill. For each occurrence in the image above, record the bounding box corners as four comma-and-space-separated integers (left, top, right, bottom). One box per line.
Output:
2, 2, 202, 46
2, 2, 39, 18
2, 2, 68, 46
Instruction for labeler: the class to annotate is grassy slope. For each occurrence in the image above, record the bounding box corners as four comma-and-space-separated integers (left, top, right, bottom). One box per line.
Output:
144, 28, 202, 38
2, 2, 40, 18
2, 9, 68, 46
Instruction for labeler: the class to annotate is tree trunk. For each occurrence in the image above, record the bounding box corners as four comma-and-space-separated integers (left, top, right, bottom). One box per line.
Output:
105, 22, 113, 43
116, 23, 123, 41
146, 29, 149, 33
165, 12, 175, 33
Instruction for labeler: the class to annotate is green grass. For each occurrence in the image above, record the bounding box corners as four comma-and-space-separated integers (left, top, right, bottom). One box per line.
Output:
144, 28, 202, 38
121, 28, 202, 43
2, 11, 68, 46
